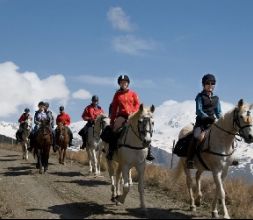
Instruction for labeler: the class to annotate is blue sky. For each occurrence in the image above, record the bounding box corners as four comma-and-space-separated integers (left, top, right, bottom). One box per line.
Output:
0, 0, 253, 122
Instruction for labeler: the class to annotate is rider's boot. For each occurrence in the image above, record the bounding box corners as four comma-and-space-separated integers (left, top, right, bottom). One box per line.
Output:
106, 141, 114, 161
186, 137, 198, 169
146, 145, 155, 161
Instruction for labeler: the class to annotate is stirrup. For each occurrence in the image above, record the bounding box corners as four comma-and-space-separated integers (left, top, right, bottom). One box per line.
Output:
106, 153, 113, 161
187, 160, 194, 169
231, 160, 239, 166
146, 154, 155, 161
80, 144, 86, 149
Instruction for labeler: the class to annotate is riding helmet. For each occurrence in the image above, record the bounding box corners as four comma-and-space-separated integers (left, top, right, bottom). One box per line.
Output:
92, 95, 99, 102
44, 102, 49, 108
24, 108, 30, 113
202, 74, 216, 85
118, 75, 130, 85
38, 101, 45, 107
59, 106, 64, 111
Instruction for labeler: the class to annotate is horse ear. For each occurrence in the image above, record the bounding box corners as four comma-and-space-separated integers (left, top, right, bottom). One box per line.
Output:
238, 99, 244, 108
139, 104, 144, 112
150, 105, 155, 113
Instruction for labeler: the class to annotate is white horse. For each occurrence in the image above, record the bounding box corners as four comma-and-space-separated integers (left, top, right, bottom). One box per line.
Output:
20, 119, 33, 160
107, 104, 155, 211
86, 114, 110, 175
174, 99, 253, 219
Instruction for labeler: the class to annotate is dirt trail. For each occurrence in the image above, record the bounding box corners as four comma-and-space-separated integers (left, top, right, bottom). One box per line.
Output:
0, 148, 208, 219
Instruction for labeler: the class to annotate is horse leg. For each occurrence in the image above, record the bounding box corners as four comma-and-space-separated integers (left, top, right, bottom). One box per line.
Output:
136, 162, 146, 210
97, 148, 102, 175
86, 148, 93, 173
116, 165, 122, 197
195, 170, 203, 207
58, 148, 62, 164
116, 165, 130, 205
37, 150, 43, 174
21, 143, 25, 160
129, 168, 133, 185
44, 150, 49, 173
185, 167, 196, 211
92, 149, 98, 175
107, 160, 117, 202
62, 148, 66, 165
212, 172, 230, 219
25, 142, 29, 160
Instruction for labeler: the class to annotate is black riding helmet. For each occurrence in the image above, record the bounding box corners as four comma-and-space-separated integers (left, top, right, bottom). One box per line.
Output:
202, 74, 216, 85
38, 101, 45, 107
118, 75, 130, 85
92, 95, 99, 102
59, 106, 64, 112
44, 102, 49, 108
24, 108, 30, 113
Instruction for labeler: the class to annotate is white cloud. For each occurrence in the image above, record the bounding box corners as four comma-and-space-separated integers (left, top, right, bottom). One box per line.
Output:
75, 75, 116, 86
107, 6, 136, 32
113, 35, 156, 55
0, 61, 70, 118
72, 89, 92, 100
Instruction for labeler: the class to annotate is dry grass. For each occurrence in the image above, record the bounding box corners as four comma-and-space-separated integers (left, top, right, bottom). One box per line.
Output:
140, 164, 253, 219
1, 143, 252, 218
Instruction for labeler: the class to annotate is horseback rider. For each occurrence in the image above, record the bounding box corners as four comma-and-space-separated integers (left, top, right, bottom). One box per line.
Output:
80, 95, 104, 149
44, 102, 56, 151
56, 106, 74, 147
186, 74, 222, 169
107, 74, 155, 161
16, 108, 32, 143
28, 101, 49, 152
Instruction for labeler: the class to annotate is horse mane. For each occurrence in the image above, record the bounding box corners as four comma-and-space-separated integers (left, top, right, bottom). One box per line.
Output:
128, 109, 142, 125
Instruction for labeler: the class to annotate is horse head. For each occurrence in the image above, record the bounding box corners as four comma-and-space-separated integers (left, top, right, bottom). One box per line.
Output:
234, 99, 253, 143
94, 114, 110, 135
129, 104, 155, 146
57, 122, 67, 140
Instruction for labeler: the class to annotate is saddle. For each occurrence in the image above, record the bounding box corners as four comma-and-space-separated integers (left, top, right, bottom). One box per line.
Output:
173, 133, 193, 157
173, 131, 208, 158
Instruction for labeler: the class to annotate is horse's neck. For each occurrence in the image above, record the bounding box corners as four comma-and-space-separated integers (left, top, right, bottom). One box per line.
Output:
209, 111, 236, 153
123, 120, 143, 147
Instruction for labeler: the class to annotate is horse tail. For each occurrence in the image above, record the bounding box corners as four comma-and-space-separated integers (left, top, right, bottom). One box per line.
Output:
171, 158, 185, 184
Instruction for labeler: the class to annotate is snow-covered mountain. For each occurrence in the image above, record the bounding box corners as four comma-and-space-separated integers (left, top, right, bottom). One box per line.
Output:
0, 121, 19, 139
1, 100, 253, 182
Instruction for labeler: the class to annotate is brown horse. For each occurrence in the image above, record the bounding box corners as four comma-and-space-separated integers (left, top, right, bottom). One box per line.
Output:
55, 122, 69, 165
34, 120, 52, 174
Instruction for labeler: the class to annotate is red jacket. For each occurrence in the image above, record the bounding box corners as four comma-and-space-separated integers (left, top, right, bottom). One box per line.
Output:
110, 89, 140, 124
82, 104, 104, 122
18, 113, 30, 123
56, 112, 71, 126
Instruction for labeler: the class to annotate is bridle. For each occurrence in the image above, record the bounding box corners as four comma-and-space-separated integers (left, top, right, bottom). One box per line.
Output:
203, 109, 253, 158
213, 109, 253, 140
120, 116, 154, 150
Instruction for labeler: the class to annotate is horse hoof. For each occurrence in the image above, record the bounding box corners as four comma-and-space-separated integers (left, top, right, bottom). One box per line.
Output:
212, 211, 219, 219
39, 170, 43, 174
190, 206, 197, 212
116, 200, 123, 206
115, 196, 124, 206
111, 197, 116, 203
195, 198, 202, 207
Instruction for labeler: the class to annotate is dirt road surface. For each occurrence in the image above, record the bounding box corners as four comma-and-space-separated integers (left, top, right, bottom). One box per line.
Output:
0, 148, 208, 219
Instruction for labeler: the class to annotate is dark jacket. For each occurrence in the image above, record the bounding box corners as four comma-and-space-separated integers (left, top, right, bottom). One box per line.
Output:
195, 90, 222, 127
